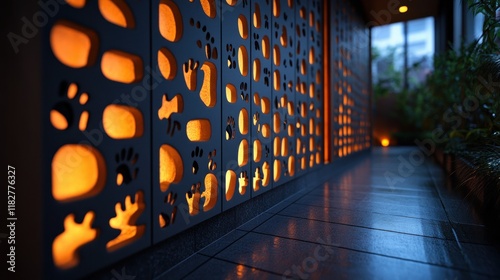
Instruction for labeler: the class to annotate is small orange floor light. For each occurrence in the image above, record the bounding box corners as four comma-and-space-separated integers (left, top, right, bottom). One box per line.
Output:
381, 138, 390, 147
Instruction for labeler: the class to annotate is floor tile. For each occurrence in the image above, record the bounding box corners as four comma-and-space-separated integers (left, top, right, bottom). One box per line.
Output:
156, 254, 210, 280
213, 232, 483, 280
279, 203, 455, 240
185, 257, 282, 280
294, 194, 449, 221
253, 215, 467, 269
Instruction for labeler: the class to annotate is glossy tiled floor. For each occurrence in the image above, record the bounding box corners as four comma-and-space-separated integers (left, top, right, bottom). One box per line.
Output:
160, 147, 500, 279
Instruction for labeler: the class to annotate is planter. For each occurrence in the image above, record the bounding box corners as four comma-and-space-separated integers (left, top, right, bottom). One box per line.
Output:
436, 150, 500, 233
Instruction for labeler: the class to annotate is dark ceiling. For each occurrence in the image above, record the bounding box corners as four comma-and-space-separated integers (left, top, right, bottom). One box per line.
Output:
359, 0, 442, 26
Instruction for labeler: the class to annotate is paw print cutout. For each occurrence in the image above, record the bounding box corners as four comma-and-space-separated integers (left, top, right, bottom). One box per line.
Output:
253, 33, 260, 51
264, 14, 269, 29
238, 171, 248, 194
50, 82, 90, 131
264, 145, 270, 158
191, 19, 218, 60
115, 147, 139, 186
240, 82, 249, 102
186, 182, 201, 216
263, 67, 271, 87
159, 191, 177, 228
166, 118, 181, 137
208, 149, 217, 171
226, 43, 237, 69
183, 58, 200, 91
226, 117, 235, 140
191, 146, 204, 174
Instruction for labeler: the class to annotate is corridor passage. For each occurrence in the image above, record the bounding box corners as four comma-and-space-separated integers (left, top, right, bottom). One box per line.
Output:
162, 147, 500, 279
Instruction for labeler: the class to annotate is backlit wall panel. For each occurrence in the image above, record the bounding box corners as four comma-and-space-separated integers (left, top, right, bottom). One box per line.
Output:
250, 0, 274, 196
330, 0, 371, 159
271, 0, 297, 187
152, 0, 222, 242
39, 0, 371, 278
43, 1, 152, 279
221, 0, 252, 209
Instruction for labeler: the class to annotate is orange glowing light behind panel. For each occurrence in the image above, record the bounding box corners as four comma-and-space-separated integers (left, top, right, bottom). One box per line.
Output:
323, 0, 331, 163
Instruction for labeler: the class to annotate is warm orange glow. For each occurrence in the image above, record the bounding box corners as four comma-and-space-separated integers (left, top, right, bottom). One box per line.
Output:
200, 0, 216, 18
52, 145, 106, 202
273, 159, 281, 182
226, 84, 237, 103
399, 5, 408, 13
50, 20, 98, 68
202, 174, 218, 211
101, 50, 143, 83
253, 3, 261, 28
262, 161, 271, 186
158, 94, 183, 120
287, 101, 294, 116
300, 59, 306, 75
238, 139, 249, 167
262, 124, 271, 138
262, 36, 270, 59
103, 104, 144, 139
186, 183, 201, 216
183, 59, 199, 91
239, 108, 249, 135
300, 7, 306, 19
238, 46, 248, 76
50, 110, 68, 130
66, 0, 86, 8
288, 124, 294, 137
200, 62, 217, 107
159, 145, 183, 192
238, 14, 248, 39
309, 11, 314, 27
273, 0, 280, 17
98, 0, 135, 28
158, 47, 177, 80
323, 0, 330, 163
159, 0, 183, 42
253, 59, 261, 81
288, 156, 295, 176
273, 137, 281, 157
253, 168, 262, 191
237, 172, 248, 195
281, 137, 289, 156
273, 45, 281, 66
280, 26, 288, 47
225, 170, 236, 201
273, 70, 281, 91
52, 212, 97, 269
273, 112, 281, 133
309, 47, 315, 65
106, 192, 145, 251
261, 97, 271, 114
309, 83, 315, 99
253, 140, 262, 162
309, 118, 315, 135
186, 119, 211, 141
79, 111, 89, 131
381, 138, 390, 147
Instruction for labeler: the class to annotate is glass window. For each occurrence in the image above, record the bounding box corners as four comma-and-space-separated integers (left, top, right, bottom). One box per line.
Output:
371, 17, 435, 92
